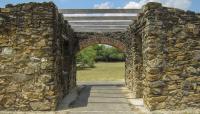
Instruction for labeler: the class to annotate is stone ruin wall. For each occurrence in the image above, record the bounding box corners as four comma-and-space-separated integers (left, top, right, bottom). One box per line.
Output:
0, 1, 199, 112
125, 23, 144, 98
0, 2, 76, 111
129, 2, 200, 110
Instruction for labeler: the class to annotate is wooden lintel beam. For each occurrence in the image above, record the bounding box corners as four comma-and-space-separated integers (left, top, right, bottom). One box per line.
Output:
71, 25, 129, 28
64, 16, 137, 21
59, 9, 141, 14
68, 21, 133, 26
73, 28, 126, 32
71, 26, 128, 29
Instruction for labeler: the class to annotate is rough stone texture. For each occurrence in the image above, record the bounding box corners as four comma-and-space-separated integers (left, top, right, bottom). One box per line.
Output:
124, 28, 135, 93
0, 2, 76, 111
77, 32, 126, 52
131, 2, 200, 110
0, 1, 200, 112
125, 23, 144, 98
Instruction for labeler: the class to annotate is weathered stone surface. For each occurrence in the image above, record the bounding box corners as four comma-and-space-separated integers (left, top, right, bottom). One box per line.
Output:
0, 2, 76, 111
0, 1, 200, 112
1, 94, 16, 108
1, 47, 14, 56
137, 2, 200, 111
30, 101, 51, 111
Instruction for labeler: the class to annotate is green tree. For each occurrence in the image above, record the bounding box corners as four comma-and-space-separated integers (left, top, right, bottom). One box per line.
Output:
94, 45, 125, 62
76, 44, 125, 68
76, 46, 96, 68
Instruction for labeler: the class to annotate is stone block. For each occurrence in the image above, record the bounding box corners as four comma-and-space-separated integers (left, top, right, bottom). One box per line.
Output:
146, 74, 161, 81
0, 8, 10, 13
1, 47, 14, 56
148, 96, 167, 103
142, 2, 162, 12
11, 73, 33, 83
150, 81, 165, 88
30, 101, 51, 111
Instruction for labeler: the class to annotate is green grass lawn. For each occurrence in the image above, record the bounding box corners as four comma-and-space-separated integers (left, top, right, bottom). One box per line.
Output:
77, 62, 125, 81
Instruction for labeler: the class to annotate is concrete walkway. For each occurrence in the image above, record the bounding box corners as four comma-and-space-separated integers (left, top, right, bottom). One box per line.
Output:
58, 81, 134, 114
1, 81, 199, 114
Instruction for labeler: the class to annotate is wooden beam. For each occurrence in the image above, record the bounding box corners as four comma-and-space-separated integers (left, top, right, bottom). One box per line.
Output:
59, 9, 141, 14
64, 16, 136, 21
68, 21, 133, 26
72, 25, 129, 27
74, 29, 126, 33
71, 26, 128, 29
73, 28, 126, 32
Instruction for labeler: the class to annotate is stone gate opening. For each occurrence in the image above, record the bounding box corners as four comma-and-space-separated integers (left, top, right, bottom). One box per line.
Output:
0, 1, 199, 112
76, 44, 125, 80
76, 35, 127, 82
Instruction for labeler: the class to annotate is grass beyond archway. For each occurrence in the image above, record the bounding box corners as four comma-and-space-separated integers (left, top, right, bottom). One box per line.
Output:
77, 62, 124, 81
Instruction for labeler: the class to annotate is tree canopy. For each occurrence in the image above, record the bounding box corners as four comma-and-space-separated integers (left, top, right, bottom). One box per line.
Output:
76, 44, 125, 68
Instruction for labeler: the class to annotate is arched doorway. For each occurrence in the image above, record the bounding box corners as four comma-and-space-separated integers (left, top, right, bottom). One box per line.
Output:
76, 44, 125, 82
62, 43, 133, 112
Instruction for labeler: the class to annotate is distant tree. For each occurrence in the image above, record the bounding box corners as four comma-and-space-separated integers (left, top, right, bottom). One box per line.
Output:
108, 47, 125, 61
76, 46, 96, 68
76, 44, 125, 68
94, 45, 125, 62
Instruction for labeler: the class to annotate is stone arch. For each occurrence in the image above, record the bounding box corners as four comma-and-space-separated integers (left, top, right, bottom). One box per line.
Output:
78, 37, 126, 52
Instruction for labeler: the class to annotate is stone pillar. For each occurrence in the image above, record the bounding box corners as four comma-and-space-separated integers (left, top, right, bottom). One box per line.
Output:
0, 3, 57, 111
141, 2, 200, 110
141, 3, 168, 110
132, 34, 143, 98
125, 29, 134, 91
0, 2, 76, 111
125, 23, 144, 98
68, 28, 77, 90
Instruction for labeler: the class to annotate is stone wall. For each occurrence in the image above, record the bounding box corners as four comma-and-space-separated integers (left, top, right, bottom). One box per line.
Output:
0, 1, 200, 112
0, 2, 76, 111
55, 12, 77, 106
132, 2, 200, 110
124, 28, 134, 92
125, 22, 144, 98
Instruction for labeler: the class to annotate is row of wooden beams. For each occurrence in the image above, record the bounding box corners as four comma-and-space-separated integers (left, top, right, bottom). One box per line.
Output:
59, 9, 141, 14
72, 25, 128, 27
73, 28, 126, 32
71, 26, 128, 29
64, 16, 137, 21
68, 21, 133, 26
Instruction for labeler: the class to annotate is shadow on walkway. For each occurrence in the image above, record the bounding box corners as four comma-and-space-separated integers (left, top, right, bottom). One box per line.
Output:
68, 83, 131, 108
57, 82, 134, 114
69, 85, 91, 108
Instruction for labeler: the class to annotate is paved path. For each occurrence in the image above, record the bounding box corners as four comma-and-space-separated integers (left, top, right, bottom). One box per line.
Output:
0, 81, 135, 114
1, 81, 199, 114
59, 81, 134, 114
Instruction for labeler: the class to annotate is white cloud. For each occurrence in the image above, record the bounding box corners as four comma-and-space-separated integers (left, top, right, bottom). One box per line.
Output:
123, 0, 191, 10
94, 2, 112, 9
124, 1, 141, 9
91, 0, 191, 17
123, 0, 161, 9
164, 0, 191, 10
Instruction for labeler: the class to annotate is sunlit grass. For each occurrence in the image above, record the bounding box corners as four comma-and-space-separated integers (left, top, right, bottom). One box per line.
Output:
77, 62, 125, 81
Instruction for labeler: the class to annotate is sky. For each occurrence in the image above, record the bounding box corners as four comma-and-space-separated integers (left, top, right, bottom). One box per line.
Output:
0, 0, 199, 12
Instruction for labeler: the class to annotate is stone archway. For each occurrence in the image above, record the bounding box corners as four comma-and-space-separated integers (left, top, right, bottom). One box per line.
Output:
0, 2, 200, 112
79, 37, 126, 53
76, 36, 126, 82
